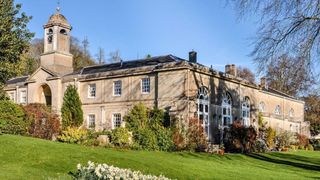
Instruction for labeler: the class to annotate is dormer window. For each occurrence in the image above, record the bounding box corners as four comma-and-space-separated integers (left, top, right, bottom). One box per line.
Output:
60, 29, 67, 35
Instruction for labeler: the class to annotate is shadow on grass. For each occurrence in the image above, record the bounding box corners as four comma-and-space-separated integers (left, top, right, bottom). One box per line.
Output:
246, 153, 320, 172
266, 153, 320, 166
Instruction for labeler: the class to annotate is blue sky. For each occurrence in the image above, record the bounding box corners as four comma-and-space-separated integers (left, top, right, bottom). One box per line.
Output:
15, 0, 258, 72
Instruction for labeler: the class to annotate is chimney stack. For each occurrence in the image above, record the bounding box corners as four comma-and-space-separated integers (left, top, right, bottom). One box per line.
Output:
260, 77, 267, 89
225, 64, 237, 77
189, 51, 197, 63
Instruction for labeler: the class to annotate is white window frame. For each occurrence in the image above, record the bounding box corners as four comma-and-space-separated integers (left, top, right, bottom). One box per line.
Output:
141, 78, 150, 94
20, 90, 27, 104
88, 84, 96, 98
222, 92, 232, 127
112, 113, 122, 129
113, 80, 122, 96
8, 92, 15, 102
242, 97, 250, 126
197, 87, 210, 137
87, 114, 96, 129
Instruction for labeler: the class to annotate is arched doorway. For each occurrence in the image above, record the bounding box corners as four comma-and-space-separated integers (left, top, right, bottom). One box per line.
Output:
39, 84, 52, 106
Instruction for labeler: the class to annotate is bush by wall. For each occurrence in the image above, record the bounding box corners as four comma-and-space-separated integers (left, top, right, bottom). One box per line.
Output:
125, 103, 173, 151
110, 127, 132, 147
224, 121, 257, 153
0, 100, 28, 135
186, 118, 208, 152
23, 103, 61, 140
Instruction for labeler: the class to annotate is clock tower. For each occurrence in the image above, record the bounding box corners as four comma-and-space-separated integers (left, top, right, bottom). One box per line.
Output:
40, 8, 73, 75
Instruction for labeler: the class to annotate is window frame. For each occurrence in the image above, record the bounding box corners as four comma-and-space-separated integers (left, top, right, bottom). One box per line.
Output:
20, 90, 27, 104
87, 114, 96, 129
275, 105, 281, 115
242, 97, 250, 126
141, 78, 150, 94
113, 80, 122, 96
88, 84, 96, 98
222, 92, 232, 126
112, 113, 122, 129
197, 87, 210, 137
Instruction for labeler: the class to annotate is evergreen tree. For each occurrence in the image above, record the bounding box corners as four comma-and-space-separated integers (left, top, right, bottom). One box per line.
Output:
61, 85, 83, 129
0, 0, 34, 84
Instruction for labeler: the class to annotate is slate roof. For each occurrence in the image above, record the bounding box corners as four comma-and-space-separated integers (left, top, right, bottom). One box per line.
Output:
6, 76, 28, 85
78, 55, 185, 75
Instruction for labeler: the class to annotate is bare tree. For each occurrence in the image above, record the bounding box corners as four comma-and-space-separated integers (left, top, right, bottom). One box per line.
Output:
265, 55, 315, 96
96, 47, 105, 64
229, 1, 320, 76
108, 50, 122, 63
237, 66, 255, 83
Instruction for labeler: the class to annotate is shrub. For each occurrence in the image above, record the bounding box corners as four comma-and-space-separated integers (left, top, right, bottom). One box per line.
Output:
253, 138, 268, 153
275, 131, 296, 149
57, 127, 88, 144
154, 125, 174, 151
110, 127, 131, 147
306, 144, 314, 151
186, 118, 208, 152
134, 128, 158, 150
297, 134, 309, 147
265, 127, 276, 149
310, 139, 320, 151
61, 85, 84, 129
224, 121, 257, 153
172, 130, 185, 151
23, 103, 61, 140
71, 161, 171, 180
0, 100, 28, 135
125, 103, 174, 151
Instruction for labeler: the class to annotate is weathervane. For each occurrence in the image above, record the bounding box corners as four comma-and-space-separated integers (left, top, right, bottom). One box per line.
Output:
56, 0, 61, 13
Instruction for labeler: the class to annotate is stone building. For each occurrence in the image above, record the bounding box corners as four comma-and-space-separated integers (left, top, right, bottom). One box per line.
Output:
4, 10, 310, 143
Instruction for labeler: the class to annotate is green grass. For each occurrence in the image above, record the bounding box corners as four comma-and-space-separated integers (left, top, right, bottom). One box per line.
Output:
0, 134, 319, 180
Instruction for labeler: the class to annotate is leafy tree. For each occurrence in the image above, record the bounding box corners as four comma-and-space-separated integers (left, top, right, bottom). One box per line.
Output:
237, 66, 255, 83
303, 93, 320, 136
229, 0, 319, 82
61, 85, 83, 129
0, 0, 34, 84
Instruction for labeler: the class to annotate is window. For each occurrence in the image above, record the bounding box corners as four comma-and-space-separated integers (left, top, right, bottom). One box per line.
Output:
60, 29, 67, 35
113, 113, 122, 129
88, 84, 96, 98
88, 114, 95, 129
141, 78, 150, 94
242, 97, 250, 126
259, 102, 265, 112
20, 90, 27, 104
275, 105, 281, 115
295, 125, 299, 133
289, 108, 294, 117
8, 92, 15, 102
47, 29, 53, 44
222, 92, 232, 126
197, 87, 209, 136
113, 80, 122, 96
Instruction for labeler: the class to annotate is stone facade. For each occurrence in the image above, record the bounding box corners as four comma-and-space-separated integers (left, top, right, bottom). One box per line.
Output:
4, 11, 310, 143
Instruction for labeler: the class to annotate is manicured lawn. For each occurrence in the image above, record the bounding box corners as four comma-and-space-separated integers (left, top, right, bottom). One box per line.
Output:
0, 134, 319, 180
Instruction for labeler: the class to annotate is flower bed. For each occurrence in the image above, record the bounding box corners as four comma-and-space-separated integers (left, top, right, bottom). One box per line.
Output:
71, 161, 171, 180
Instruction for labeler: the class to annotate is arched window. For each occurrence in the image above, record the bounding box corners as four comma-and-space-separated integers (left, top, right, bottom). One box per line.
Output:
60, 29, 67, 35
242, 97, 250, 126
289, 108, 294, 118
197, 87, 209, 136
275, 105, 281, 115
222, 92, 232, 126
259, 101, 265, 112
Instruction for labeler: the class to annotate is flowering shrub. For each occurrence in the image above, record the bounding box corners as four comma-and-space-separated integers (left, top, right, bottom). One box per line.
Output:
110, 127, 132, 147
186, 118, 208, 152
71, 161, 171, 180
